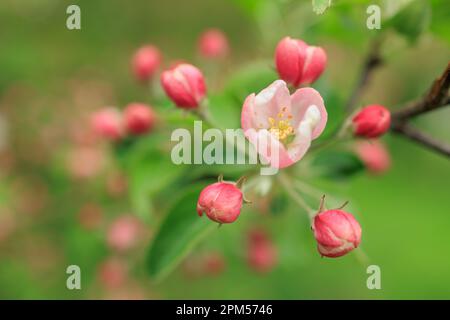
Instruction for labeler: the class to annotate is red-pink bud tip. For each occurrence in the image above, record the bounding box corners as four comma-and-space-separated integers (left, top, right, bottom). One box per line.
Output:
198, 28, 229, 59
123, 103, 156, 135
355, 140, 391, 174
131, 45, 162, 83
91, 108, 124, 141
275, 36, 327, 87
352, 104, 391, 138
160, 63, 206, 109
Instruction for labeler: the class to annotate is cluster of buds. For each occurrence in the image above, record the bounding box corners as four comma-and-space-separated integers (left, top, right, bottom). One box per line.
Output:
91, 103, 156, 141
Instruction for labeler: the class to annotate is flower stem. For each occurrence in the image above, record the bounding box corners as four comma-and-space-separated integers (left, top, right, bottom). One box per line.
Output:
277, 172, 315, 219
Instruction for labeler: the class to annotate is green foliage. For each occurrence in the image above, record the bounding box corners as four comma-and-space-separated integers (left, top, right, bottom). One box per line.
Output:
224, 61, 278, 104
312, 0, 332, 14
116, 134, 184, 221
146, 183, 216, 280
311, 150, 365, 180
385, 0, 432, 43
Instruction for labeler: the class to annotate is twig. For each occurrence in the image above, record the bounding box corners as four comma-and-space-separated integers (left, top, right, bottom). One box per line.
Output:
391, 62, 450, 120
277, 172, 315, 219
391, 122, 450, 157
345, 38, 383, 113
391, 62, 450, 158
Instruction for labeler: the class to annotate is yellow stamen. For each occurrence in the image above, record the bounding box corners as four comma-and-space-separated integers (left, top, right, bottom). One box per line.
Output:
268, 106, 294, 142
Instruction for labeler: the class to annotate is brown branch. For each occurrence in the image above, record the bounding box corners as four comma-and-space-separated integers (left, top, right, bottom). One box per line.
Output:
391, 62, 450, 120
390, 62, 450, 158
391, 122, 450, 157
345, 39, 383, 113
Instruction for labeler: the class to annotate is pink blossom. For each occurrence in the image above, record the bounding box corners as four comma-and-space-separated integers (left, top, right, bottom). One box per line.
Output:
241, 80, 327, 168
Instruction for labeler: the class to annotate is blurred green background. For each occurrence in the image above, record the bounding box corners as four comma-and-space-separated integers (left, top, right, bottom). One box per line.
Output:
0, 0, 449, 299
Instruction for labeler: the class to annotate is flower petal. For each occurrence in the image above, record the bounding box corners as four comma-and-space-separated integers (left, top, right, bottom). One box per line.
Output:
254, 80, 291, 120
244, 128, 293, 169
290, 87, 327, 139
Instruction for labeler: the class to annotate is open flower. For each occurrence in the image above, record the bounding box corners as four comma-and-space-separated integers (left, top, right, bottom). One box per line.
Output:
241, 80, 327, 168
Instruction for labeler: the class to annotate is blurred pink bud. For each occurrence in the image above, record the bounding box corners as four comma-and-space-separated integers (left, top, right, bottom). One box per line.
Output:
197, 181, 243, 224
107, 215, 142, 252
352, 104, 391, 138
313, 209, 362, 258
78, 203, 103, 230
123, 103, 156, 135
160, 63, 206, 109
247, 229, 277, 273
98, 257, 127, 289
131, 45, 162, 83
91, 108, 123, 141
275, 37, 327, 87
106, 171, 128, 197
203, 252, 226, 276
355, 140, 391, 174
198, 28, 229, 58
67, 146, 105, 179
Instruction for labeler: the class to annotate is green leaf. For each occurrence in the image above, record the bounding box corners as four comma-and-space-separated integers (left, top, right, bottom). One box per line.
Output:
312, 0, 332, 14
224, 61, 278, 104
116, 134, 184, 221
146, 183, 216, 281
311, 151, 364, 180
228, 0, 268, 19
386, 0, 431, 43
270, 192, 288, 215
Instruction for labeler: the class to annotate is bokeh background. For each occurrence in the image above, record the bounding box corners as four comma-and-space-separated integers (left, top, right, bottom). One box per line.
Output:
0, 0, 449, 299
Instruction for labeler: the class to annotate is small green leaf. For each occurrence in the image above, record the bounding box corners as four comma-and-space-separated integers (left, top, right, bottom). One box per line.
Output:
311, 151, 364, 180
146, 183, 216, 281
386, 0, 431, 43
224, 61, 278, 104
270, 192, 288, 215
312, 0, 332, 14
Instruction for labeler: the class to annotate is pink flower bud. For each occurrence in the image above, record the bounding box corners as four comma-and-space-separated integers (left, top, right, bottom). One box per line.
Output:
98, 257, 127, 289
131, 45, 162, 83
107, 215, 142, 252
196, 181, 243, 224
247, 229, 277, 273
160, 63, 206, 109
313, 209, 362, 258
123, 103, 156, 135
91, 108, 123, 141
275, 37, 327, 87
198, 28, 229, 58
78, 203, 103, 230
203, 252, 226, 276
352, 104, 391, 138
355, 140, 391, 174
